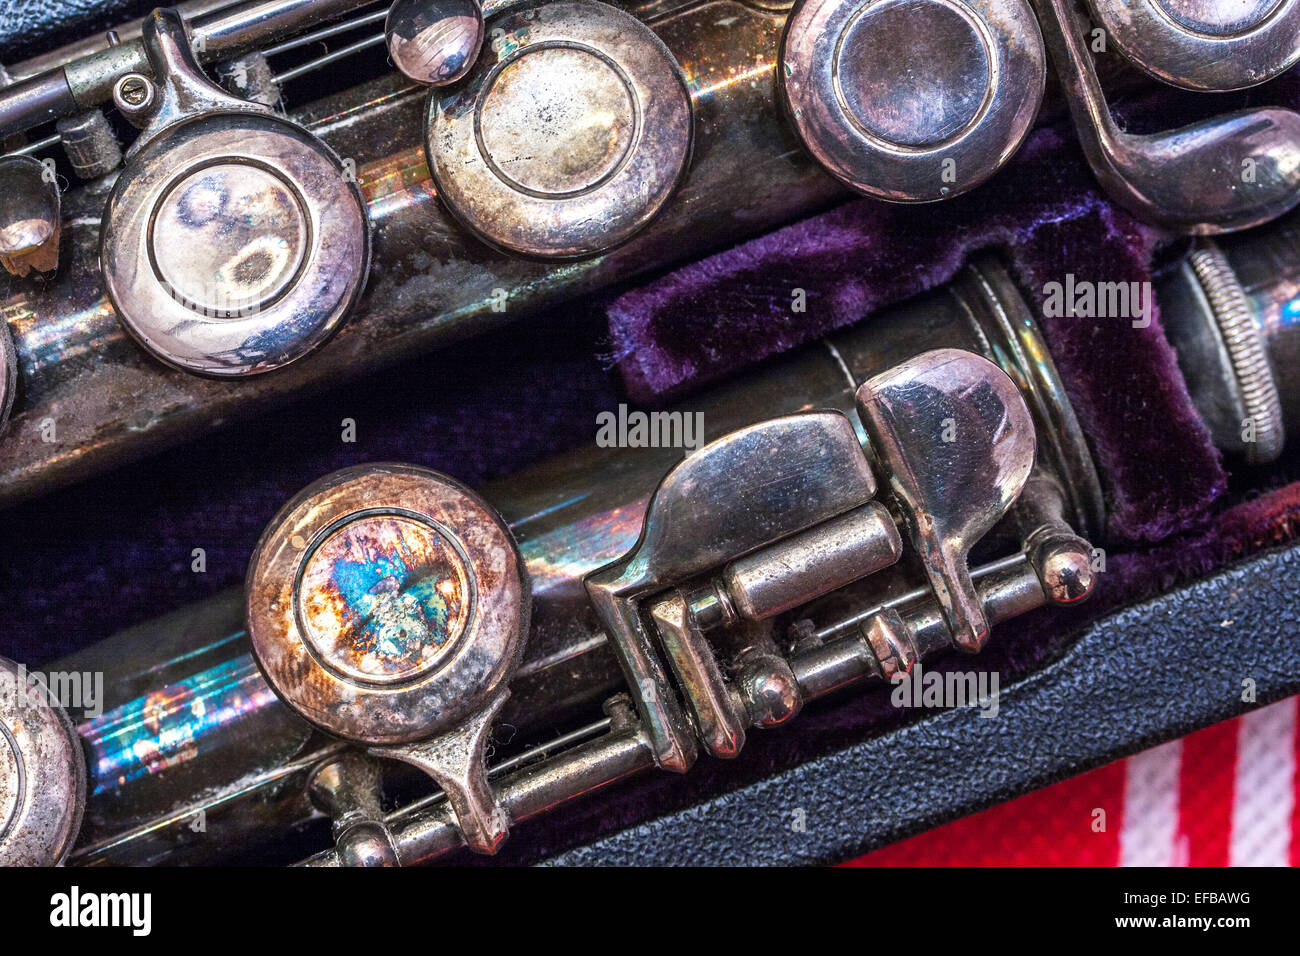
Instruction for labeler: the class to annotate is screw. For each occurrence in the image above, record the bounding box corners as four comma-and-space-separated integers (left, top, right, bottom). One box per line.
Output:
120, 78, 147, 106
113, 73, 155, 117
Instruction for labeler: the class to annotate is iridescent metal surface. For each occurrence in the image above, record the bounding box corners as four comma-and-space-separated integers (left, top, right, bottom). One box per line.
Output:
0, 0, 840, 505
0, 657, 87, 866
779, 0, 1045, 201
47, 257, 1111, 864
100, 10, 370, 377
296, 512, 472, 685
247, 464, 528, 745
426, 0, 693, 257
385, 0, 485, 86
82, 653, 280, 794
1085, 0, 1300, 91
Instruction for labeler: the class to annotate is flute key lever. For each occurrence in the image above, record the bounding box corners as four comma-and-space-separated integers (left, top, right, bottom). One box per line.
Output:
99, 8, 370, 377
1033, 0, 1300, 234
856, 349, 1036, 652
587, 350, 1035, 768
584, 410, 892, 771
246, 464, 530, 857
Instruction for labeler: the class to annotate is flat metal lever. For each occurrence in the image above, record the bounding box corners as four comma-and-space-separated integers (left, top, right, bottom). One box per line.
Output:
856, 349, 1036, 652
585, 411, 885, 770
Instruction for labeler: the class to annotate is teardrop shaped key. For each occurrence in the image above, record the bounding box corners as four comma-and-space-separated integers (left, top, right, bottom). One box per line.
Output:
856, 349, 1036, 652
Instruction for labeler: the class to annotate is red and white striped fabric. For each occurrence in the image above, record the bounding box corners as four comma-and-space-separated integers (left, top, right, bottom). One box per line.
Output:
844, 695, 1300, 866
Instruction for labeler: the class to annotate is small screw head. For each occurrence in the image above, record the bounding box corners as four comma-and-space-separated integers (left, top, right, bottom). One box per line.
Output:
113, 73, 155, 116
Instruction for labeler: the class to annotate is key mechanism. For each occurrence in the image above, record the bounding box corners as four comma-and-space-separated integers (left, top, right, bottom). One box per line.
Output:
856, 348, 1036, 652
99, 8, 370, 377
779, 0, 1046, 201
246, 464, 530, 858
424, 0, 694, 258
1033, 0, 1300, 233
586, 350, 1047, 767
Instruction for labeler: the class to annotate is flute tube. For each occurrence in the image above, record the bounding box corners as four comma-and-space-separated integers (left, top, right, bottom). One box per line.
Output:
54, 258, 1089, 864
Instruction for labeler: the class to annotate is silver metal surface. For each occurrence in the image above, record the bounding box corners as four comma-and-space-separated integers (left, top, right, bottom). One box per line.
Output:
1186, 241, 1285, 463
0, 155, 61, 276
722, 502, 902, 620
648, 500, 903, 760
1085, 0, 1300, 92
247, 463, 529, 745
0, 314, 13, 434
0, 0, 379, 136
385, 0, 484, 86
779, 0, 1045, 201
1214, 208, 1300, 445
1160, 238, 1288, 462
1014, 471, 1095, 604
1035, 0, 1300, 234
651, 593, 748, 758
0, 657, 87, 866
214, 52, 282, 107
31, 253, 1117, 866
584, 410, 877, 771
861, 609, 917, 679
381, 689, 512, 852
100, 9, 370, 377
0, 0, 1152, 507
308, 753, 399, 866
25, 251, 1128, 863
247, 463, 530, 856
55, 110, 123, 179
792, 552, 1052, 695
426, 0, 693, 257
856, 349, 1036, 652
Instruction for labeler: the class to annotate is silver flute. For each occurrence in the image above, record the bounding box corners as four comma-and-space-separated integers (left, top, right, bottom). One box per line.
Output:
2, 191, 1294, 864
1, 0, 1299, 512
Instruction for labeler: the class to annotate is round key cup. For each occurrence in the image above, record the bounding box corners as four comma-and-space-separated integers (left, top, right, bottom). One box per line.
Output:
779, 0, 1046, 202
247, 464, 530, 855
100, 10, 370, 377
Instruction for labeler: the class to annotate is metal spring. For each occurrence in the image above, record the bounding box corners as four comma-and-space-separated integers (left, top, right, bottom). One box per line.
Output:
1188, 240, 1285, 465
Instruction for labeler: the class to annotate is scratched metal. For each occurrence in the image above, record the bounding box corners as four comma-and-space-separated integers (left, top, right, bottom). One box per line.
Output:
0, 0, 845, 506
296, 513, 471, 683
45, 257, 1102, 863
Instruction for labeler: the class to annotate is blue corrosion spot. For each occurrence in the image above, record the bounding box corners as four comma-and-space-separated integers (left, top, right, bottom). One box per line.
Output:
328, 542, 457, 667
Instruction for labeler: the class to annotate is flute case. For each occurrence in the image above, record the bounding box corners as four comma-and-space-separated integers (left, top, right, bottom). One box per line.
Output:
1, 0, 1297, 864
